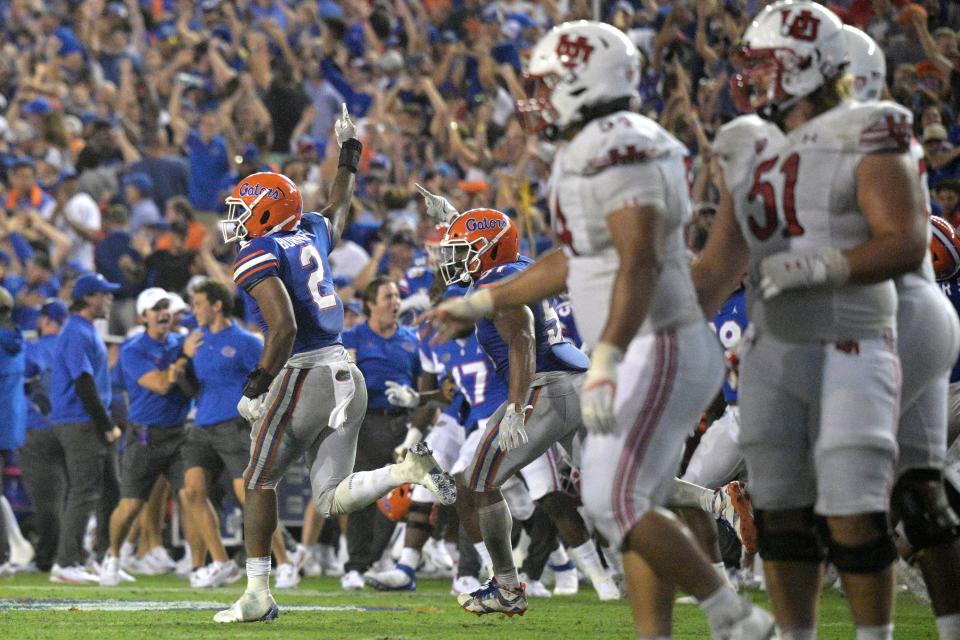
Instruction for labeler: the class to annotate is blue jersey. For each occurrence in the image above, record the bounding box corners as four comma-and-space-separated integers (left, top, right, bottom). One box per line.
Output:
399, 266, 434, 300
120, 331, 191, 428
940, 277, 960, 383
24, 334, 58, 430
419, 324, 508, 430
343, 322, 421, 409
192, 323, 263, 426
233, 212, 343, 355
709, 288, 747, 403
473, 258, 588, 383
551, 296, 583, 348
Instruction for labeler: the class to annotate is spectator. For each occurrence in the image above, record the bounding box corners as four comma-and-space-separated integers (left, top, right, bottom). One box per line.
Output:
924, 123, 960, 185
934, 178, 960, 224
143, 221, 197, 293
5, 159, 56, 220
54, 170, 102, 272
123, 173, 162, 232
95, 205, 143, 336
0, 285, 25, 575
183, 110, 231, 214
157, 196, 208, 252
8, 253, 60, 331
19, 299, 69, 571
128, 128, 190, 211
47, 273, 122, 585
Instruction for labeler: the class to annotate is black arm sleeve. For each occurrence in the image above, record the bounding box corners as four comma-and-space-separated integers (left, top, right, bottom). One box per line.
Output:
75, 372, 114, 434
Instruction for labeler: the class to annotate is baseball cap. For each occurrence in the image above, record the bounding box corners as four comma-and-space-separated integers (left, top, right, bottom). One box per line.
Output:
168, 292, 188, 314
22, 98, 53, 116
136, 287, 170, 315
72, 273, 121, 300
0, 286, 12, 311
122, 172, 154, 195
345, 298, 363, 315
923, 124, 948, 143
40, 298, 69, 324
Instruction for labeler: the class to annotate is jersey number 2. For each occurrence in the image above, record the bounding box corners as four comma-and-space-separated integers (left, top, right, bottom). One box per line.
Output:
300, 245, 337, 311
747, 153, 805, 241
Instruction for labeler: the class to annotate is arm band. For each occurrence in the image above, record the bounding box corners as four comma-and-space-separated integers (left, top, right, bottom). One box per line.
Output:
338, 138, 363, 174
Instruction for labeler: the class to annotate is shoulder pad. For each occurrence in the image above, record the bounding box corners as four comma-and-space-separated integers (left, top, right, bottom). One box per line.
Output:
805, 100, 913, 154
563, 111, 688, 176
714, 115, 783, 190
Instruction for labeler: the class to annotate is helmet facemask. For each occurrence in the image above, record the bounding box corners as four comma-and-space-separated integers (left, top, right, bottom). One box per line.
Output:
220, 190, 271, 244
438, 225, 511, 286
731, 47, 805, 117
516, 72, 563, 139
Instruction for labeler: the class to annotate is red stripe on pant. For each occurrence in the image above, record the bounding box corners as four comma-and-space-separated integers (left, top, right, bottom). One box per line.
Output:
244, 369, 294, 486
255, 369, 310, 489
481, 386, 544, 492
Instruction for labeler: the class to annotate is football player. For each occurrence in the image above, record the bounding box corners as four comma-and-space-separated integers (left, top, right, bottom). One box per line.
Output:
421, 22, 773, 633
692, 5, 932, 638
213, 106, 456, 623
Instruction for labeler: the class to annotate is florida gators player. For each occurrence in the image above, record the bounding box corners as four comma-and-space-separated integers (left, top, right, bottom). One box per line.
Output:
846, 28, 960, 638
422, 20, 772, 638
432, 207, 620, 615
214, 106, 456, 623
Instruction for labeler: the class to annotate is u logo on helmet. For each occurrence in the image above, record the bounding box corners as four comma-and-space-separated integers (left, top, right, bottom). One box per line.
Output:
781, 9, 821, 42
555, 34, 594, 69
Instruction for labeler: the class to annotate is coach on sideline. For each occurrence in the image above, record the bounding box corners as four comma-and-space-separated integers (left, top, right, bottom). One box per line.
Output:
48, 273, 123, 584
340, 276, 421, 590
177, 279, 263, 588
100, 288, 195, 586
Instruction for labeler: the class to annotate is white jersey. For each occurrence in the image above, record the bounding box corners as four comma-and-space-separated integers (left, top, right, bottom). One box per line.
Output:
896, 137, 936, 293
714, 101, 913, 343
549, 111, 703, 348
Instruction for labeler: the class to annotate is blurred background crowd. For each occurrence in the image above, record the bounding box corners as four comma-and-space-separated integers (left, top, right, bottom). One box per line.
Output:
1, 0, 960, 581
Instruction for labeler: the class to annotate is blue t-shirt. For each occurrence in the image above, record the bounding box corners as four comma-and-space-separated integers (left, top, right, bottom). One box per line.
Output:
119, 332, 191, 428
24, 334, 57, 430
473, 257, 588, 383
185, 129, 230, 212
0, 326, 26, 449
95, 231, 142, 299
49, 315, 111, 425
7, 276, 61, 331
192, 323, 263, 426
709, 288, 747, 404
234, 212, 343, 354
343, 322, 421, 409
940, 276, 960, 383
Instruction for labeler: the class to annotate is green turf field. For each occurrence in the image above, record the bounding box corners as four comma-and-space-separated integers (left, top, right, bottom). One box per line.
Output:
0, 573, 938, 639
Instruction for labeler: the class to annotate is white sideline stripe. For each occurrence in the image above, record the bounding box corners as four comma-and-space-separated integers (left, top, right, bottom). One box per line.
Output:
3, 585, 440, 598
0, 599, 406, 612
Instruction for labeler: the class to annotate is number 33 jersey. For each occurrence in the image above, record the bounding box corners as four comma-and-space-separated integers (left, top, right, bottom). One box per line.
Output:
714, 101, 913, 343
233, 212, 343, 354
548, 110, 704, 349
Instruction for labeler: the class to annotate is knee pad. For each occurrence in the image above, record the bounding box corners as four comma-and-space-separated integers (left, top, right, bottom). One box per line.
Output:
817, 512, 897, 574
316, 488, 338, 518
892, 469, 960, 553
755, 508, 825, 564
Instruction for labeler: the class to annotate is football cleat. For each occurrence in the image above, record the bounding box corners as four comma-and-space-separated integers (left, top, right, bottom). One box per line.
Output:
451, 575, 481, 596
591, 572, 622, 601
726, 603, 776, 640
50, 564, 99, 584
274, 563, 300, 590
99, 555, 122, 587
713, 481, 758, 555
214, 591, 279, 623
392, 443, 457, 505
550, 560, 579, 596
519, 574, 551, 598
457, 578, 528, 617
340, 570, 364, 591
365, 564, 416, 591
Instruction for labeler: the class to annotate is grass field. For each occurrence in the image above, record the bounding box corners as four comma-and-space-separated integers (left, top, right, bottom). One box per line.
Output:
0, 573, 939, 639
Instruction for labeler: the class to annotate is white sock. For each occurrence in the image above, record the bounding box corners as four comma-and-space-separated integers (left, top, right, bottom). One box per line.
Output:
477, 501, 518, 588
855, 625, 893, 640
332, 467, 395, 513
444, 540, 459, 561
120, 541, 136, 560
473, 541, 493, 570
398, 547, 421, 570
713, 561, 734, 589
937, 613, 960, 639
0, 497, 28, 547
669, 479, 715, 512
245, 556, 271, 594
549, 545, 571, 567
571, 540, 606, 583
603, 544, 624, 576
781, 630, 816, 640
699, 584, 748, 632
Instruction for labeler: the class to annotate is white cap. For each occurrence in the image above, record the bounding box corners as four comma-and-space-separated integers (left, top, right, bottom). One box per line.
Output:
168, 292, 188, 315
136, 287, 170, 316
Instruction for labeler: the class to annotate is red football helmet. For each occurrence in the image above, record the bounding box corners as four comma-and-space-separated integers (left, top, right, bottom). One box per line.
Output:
931, 216, 960, 281
220, 172, 303, 243
439, 209, 519, 285
377, 484, 413, 522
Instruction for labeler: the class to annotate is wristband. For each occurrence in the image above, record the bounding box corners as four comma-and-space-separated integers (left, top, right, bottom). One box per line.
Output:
338, 138, 362, 173
243, 367, 275, 398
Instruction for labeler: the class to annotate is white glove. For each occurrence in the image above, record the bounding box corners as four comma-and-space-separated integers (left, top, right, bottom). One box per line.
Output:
498, 403, 531, 452
758, 248, 849, 300
237, 394, 268, 424
393, 426, 423, 462
415, 183, 458, 224
385, 381, 420, 408
334, 103, 357, 149
581, 342, 624, 434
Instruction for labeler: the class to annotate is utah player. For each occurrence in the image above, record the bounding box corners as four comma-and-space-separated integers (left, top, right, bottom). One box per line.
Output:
214, 107, 456, 623
692, 4, 929, 638
423, 22, 772, 638
845, 26, 960, 638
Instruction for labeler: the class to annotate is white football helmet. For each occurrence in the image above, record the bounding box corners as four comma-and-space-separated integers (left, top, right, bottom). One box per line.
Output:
731, 0, 847, 116
517, 20, 640, 135
843, 25, 886, 101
